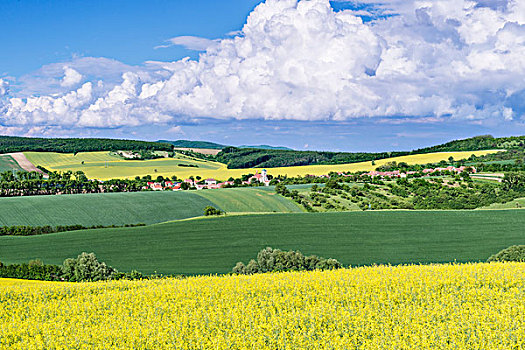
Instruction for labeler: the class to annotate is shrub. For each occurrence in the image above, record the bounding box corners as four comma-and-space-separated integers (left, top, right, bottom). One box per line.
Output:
233, 247, 343, 274
62, 252, 117, 282
487, 245, 525, 263
204, 206, 223, 216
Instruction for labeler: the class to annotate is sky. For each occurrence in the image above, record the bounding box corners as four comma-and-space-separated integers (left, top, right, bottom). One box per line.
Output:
1, 0, 524, 151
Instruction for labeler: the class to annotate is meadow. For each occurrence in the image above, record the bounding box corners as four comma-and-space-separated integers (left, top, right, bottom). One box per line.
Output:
1, 210, 524, 274
0, 188, 302, 227
24, 150, 498, 180
1, 262, 524, 349
0, 154, 24, 172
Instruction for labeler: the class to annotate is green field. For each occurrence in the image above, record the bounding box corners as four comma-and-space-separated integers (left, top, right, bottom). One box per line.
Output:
197, 188, 301, 213
0, 188, 302, 227
0, 154, 24, 172
1, 211, 523, 274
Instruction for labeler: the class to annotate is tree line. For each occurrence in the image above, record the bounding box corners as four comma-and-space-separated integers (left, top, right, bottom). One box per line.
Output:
0, 223, 145, 236
0, 253, 143, 282
216, 147, 411, 169
0, 170, 146, 197
0, 136, 172, 153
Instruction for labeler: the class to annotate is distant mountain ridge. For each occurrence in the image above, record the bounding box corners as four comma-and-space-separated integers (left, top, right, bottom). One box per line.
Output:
157, 140, 226, 150
238, 145, 293, 150
158, 140, 293, 151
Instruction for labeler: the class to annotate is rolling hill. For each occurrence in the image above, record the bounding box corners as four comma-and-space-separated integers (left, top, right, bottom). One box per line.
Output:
215, 135, 521, 169
0, 154, 24, 172
158, 140, 226, 149
0, 188, 302, 227
23, 150, 497, 180
1, 210, 523, 274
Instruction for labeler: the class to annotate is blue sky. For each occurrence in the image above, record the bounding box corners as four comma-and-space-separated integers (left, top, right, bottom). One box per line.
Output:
1, 0, 524, 151
0, 0, 263, 77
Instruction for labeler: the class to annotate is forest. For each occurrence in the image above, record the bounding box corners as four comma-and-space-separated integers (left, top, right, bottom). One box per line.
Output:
215, 135, 525, 169
0, 136, 173, 153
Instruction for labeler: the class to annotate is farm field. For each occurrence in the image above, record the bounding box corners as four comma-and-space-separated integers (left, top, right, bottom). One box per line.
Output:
0, 188, 302, 227
1, 263, 524, 349
23, 150, 498, 180
0, 154, 24, 172
1, 210, 524, 274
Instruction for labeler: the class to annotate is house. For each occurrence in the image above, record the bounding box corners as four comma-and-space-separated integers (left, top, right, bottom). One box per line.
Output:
205, 178, 217, 186
164, 181, 173, 188
248, 169, 271, 186
172, 183, 182, 191
195, 184, 207, 190
150, 183, 163, 191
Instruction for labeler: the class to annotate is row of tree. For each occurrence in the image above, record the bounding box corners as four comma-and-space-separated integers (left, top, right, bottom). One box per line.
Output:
0, 223, 145, 236
0, 136, 172, 153
0, 253, 134, 282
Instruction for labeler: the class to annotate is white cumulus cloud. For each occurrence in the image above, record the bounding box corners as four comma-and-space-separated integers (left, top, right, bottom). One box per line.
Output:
2, 0, 525, 132
60, 67, 83, 87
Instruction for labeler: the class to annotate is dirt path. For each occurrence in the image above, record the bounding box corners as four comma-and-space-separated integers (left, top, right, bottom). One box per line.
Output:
5, 153, 43, 173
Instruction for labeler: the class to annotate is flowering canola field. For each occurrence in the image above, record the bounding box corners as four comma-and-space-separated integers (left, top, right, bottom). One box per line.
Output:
24, 150, 498, 180
1, 263, 524, 349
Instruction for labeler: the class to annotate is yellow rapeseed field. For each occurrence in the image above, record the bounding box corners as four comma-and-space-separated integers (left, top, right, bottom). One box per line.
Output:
1, 262, 524, 349
24, 150, 499, 180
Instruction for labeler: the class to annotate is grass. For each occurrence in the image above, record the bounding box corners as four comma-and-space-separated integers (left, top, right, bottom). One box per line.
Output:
197, 187, 302, 213
0, 154, 24, 172
0, 188, 302, 227
1, 210, 523, 274
24, 150, 499, 180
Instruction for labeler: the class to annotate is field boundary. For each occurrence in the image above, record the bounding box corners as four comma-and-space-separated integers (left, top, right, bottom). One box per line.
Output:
5, 152, 43, 173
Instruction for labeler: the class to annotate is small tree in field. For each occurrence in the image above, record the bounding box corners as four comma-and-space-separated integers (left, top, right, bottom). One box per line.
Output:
204, 206, 223, 216
232, 247, 342, 274
62, 252, 117, 282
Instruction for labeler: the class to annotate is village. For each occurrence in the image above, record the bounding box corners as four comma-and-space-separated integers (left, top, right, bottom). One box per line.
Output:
145, 166, 478, 191
146, 169, 272, 191
360, 165, 477, 178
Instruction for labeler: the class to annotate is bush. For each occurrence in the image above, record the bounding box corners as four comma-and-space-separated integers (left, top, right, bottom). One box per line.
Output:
204, 206, 223, 216
487, 245, 525, 262
232, 247, 343, 274
62, 252, 117, 282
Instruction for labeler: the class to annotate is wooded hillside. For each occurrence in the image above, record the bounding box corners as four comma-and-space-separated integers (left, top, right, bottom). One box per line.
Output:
0, 136, 173, 153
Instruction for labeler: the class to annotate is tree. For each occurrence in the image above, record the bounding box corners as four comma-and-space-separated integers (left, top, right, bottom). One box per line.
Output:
204, 206, 223, 216
61, 252, 117, 282
487, 245, 525, 262
232, 247, 342, 274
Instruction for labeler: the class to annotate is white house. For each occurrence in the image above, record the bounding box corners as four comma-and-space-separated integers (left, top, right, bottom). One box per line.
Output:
205, 178, 217, 186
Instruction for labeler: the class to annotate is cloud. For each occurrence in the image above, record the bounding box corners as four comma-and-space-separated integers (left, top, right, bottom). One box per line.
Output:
60, 67, 83, 87
155, 36, 219, 51
0, 78, 8, 96
2, 0, 525, 133
167, 126, 184, 134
